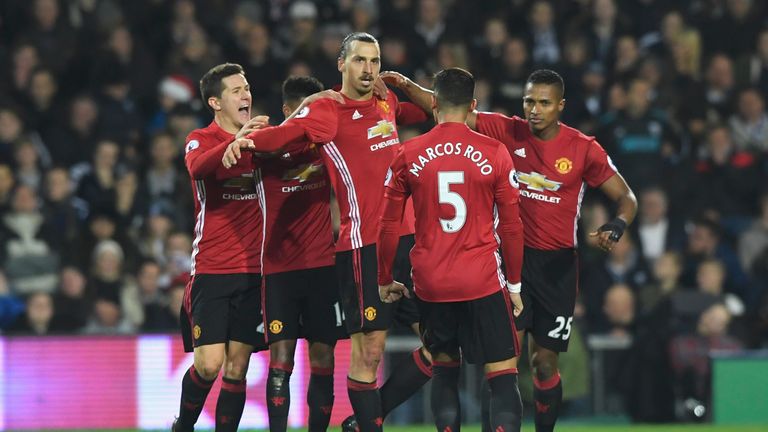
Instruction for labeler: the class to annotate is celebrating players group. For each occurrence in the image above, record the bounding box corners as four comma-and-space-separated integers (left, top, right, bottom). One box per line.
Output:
173, 31, 637, 432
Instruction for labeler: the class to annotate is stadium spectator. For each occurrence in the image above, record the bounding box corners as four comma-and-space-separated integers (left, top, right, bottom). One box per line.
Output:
51, 266, 90, 332
633, 186, 687, 264
728, 87, 768, 153
0, 184, 59, 295
7, 291, 55, 335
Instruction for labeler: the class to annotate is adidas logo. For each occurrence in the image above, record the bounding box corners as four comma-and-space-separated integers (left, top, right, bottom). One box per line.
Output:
352, 110, 363, 120
514, 148, 526, 158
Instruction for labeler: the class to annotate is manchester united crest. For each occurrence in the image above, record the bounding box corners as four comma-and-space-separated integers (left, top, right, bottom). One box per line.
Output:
364, 306, 377, 321
269, 320, 284, 334
554, 157, 573, 174
377, 100, 390, 114
193, 325, 202, 339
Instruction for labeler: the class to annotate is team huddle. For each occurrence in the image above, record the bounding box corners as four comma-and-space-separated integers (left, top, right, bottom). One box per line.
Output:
173, 32, 637, 432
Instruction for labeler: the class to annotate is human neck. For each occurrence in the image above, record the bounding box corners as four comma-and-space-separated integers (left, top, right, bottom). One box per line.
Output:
214, 115, 239, 134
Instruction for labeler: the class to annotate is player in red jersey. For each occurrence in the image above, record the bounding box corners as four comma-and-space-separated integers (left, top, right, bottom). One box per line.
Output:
377, 68, 525, 432
254, 76, 345, 432
385, 69, 637, 432
225, 33, 435, 432
173, 63, 268, 432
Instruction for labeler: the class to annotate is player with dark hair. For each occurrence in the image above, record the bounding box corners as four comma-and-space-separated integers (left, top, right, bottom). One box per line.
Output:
377, 67, 525, 432
255, 75, 344, 432
223, 32, 434, 432
173, 63, 269, 432
382, 68, 637, 432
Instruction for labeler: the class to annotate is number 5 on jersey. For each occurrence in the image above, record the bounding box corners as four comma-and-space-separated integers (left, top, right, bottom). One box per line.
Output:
438, 171, 466, 233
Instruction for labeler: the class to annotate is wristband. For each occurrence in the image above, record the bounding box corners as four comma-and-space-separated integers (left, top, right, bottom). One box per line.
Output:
506, 281, 521, 294
598, 217, 627, 242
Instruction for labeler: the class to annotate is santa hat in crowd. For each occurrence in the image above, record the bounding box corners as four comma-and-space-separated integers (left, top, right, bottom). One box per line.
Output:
160, 74, 196, 103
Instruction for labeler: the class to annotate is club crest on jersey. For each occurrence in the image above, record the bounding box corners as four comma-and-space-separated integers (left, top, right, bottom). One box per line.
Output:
554, 157, 573, 174
364, 306, 377, 321
368, 120, 396, 139
517, 171, 562, 192
269, 320, 283, 334
193, 325, 202, 339
377, 100, 390, 114
282, 162, 324, 183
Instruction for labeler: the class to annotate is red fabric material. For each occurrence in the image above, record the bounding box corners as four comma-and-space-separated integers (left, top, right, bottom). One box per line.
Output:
533, 372, 561, 391
485, 368, 519, 380
347, 377, 377, 391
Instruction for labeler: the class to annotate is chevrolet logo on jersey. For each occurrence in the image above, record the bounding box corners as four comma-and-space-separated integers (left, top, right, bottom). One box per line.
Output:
517, 171, 562, 192
223, 173, 255, 191
367, 120, 396, 139
282, 162, 324, 183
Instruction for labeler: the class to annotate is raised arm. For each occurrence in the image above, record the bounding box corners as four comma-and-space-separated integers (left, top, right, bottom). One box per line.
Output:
378, 71, 434, 114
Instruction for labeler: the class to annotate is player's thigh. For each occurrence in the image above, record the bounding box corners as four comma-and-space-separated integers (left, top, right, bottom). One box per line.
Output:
416, 295, 460, 359
227, 273, 267, 351
335, 245, 393, 334
182, 274, 237, 351
462, 289, 521, 365
523, 247, 578, 353
301, 265, 347, 345
263, 271, 303, 343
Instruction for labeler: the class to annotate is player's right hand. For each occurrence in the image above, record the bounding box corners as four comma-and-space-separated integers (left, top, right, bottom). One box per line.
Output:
235, 115, 270, 139
222, 138, 255, 169
509, 292, 524, 317
379, 281, 409, 303
374, 71, 408, 100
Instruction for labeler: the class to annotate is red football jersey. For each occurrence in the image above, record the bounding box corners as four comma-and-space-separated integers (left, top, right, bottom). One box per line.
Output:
286, 90, 424, 251
254, 145, 335, 274
476, 112, 617, 250
377, 122, 524, 302
184, 121, 262, 275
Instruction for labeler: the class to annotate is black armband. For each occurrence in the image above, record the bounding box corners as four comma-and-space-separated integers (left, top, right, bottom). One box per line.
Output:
598, 217, 627, 242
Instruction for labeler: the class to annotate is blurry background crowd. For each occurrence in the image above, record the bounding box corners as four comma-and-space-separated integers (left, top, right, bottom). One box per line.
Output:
0, 0, 767, 422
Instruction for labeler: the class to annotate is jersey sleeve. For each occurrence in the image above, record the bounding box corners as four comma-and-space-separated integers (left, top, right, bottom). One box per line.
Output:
583, 139, 618, 187
184, 131, 232, 179
285, 98, 339, 143
396, 101, 429, 125
246, 123, 309, 154
476, 111, 515, 143
378, 148, 410, 286
493, 145, 524, 285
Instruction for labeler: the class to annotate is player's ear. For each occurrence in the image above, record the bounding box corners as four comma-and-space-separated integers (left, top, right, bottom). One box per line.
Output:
337, 56, 345, 72
469, 98, 477, 112
208, 97, 221, 112
558, 97, 565, 113
431, 94, 438, 111
282, 104, 292, 118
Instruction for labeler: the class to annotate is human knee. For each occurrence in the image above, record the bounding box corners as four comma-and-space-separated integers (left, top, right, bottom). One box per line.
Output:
270, 346, 295, 367
309, 343, 335, 369
530, 351, 558, 379
224, 357, 250, 380
195, 357, 224, 380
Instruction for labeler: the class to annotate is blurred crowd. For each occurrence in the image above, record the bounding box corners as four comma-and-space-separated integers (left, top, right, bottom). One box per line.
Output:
0, 0, 767, 421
